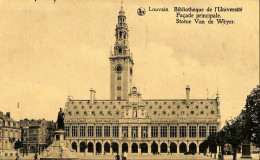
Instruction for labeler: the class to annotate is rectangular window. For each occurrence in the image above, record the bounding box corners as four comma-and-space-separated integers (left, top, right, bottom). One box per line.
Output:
88, 126, 94, 137
117, 77, 121, 80
72, 126, 78, 137
179, 126, 187, 137
170, 126, 177, 137
199, 126, 207, 137
117, 97, 121, 100
189, 126, 197, 137
80, 126, 86, 137
117, 87, 121, 90
104, 126, 110, 137
131, 126, 138, 138
122, 126, 128, 137
151, 126, 158, 137
96, 126, 102, 137
113, 126, 119, 137
160, 126, 167, 137
209, 126, 217, 136
141, 126, 148, 138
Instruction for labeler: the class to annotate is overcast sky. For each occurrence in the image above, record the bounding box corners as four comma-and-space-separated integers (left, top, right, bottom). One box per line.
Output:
0, 0, 258, 126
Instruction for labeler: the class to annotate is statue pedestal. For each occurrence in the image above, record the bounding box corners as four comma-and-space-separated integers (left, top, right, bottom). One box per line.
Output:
241, 144, 252, 159
40, 130, 79, 160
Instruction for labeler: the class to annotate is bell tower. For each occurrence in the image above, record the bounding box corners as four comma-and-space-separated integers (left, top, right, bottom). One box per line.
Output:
109, 5, 134, 100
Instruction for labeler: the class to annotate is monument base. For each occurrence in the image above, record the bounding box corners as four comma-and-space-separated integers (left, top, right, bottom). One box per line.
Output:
40, 130, 79, 160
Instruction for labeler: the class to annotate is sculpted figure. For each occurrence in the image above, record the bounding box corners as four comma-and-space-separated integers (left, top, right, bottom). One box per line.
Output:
57, 108, 65, 130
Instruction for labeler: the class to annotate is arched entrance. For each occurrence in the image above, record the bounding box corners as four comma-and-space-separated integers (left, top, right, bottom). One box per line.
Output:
170, 143, 177, 153
88, 142, 93, 153
160, 143, 168, 153
151, 142, 158, 154
80, 142, 87, 153
96, 142, 102, 154
104, 142, 110, 153
72, 142, 77, 152
179, 142, 187, 153
111, 142, 119, 153
131, 143, 138, 153
189, 143, 197, 154
122, 143, 128, 153
140, 143, 148, 153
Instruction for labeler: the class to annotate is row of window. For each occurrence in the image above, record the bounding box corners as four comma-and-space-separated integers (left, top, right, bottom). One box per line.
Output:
70, 101, 214, 106
68, 110, 214, 116
65, 126, 217, 138
72, 105, 213, 110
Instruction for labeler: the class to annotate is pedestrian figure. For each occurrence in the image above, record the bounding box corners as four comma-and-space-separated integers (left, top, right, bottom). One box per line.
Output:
15, 154, 20, 160
34, 153, 38, 160
115, 153, 120, 160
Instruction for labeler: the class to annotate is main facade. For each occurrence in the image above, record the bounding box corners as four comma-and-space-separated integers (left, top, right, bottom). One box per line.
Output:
64, 6, 221, 155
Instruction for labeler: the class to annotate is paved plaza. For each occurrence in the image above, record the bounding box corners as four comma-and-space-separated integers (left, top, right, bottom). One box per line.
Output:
0, 153, 259, 160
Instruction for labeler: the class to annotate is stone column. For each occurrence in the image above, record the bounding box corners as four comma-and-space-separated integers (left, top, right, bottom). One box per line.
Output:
119, 143, 122, 155
148, 125, 151, 138
138, 126, 141, 138
148, 143, 151, 154
138, 143, 141, 155
93, 144, 96, 155
119, 125, 122, 138
128, 126, 131, 138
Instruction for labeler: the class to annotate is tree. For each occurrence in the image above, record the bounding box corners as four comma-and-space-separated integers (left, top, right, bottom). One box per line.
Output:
246, 85, 260, 147
222, 118, 243, 160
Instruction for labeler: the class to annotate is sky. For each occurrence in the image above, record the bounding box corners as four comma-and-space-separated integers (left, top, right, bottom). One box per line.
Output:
0, 0, 258, 127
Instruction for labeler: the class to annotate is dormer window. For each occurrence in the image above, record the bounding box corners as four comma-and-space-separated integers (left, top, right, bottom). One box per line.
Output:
201, 102, 203, 104
105, 106, 108, 109
84, 111, 87, 115
146, 102, 148, 105
191, 111, 194, 114
177, 106, 180, 109
210, 102, 213, 104
211, 111, 214, 114
164, 102, 167, 104
186, 106, 189, 109
163, 111, 166, 115
153, 111, 157, 115
155, 102, 158, 105
74, 106, 77, 109
89, 106, 92, 109
81, 106, 84, 109
150, 106, 153, 109
100, 111, 103, 115
97, 106, 100, 109
76, 111, 79, 114
205, 106, 208, 109
113, 106, 116, 109
172, 111, 175, 114
168, 106, 171, 109
92, 111, 95, 115
79, 102, 82, 104
159, 106, 162, 109
108, 111, 111, 115
196, 106, 199, 109
201, 111, 204, 114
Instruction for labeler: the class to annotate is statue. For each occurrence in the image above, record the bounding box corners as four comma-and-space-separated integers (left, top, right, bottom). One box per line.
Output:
57, 108, 65, 130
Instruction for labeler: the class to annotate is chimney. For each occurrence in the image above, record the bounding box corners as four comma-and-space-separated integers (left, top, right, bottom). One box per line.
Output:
6, 112, 10, 118
186, 85, 190, 104
90, 88, 96, 104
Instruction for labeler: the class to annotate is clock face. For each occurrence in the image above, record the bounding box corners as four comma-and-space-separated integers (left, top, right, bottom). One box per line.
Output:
116, 65, 122, 73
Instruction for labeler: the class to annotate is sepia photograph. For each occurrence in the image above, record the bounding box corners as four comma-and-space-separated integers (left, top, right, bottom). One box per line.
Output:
0, 0, 259, 160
